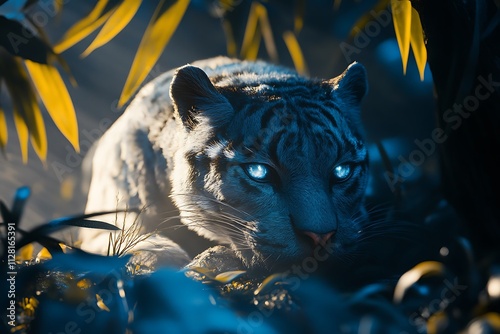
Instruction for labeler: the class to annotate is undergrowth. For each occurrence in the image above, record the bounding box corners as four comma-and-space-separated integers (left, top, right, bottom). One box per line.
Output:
1, 187, 499, 333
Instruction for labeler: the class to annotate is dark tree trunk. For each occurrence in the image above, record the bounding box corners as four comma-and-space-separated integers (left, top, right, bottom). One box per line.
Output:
413, 0, 500, 256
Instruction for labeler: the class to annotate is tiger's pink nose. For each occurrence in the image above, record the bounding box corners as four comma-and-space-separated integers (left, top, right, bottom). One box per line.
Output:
302, 231, 335, 247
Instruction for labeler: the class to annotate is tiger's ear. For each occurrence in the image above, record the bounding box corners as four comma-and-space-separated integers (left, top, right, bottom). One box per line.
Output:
170, 65, 233, 130
327, 62, 368, 106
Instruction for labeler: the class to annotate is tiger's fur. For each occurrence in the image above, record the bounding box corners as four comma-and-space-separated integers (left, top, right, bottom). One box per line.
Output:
82, 57, 369, 270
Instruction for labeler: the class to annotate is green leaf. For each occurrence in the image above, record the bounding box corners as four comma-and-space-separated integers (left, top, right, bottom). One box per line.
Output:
391, 0, 412, 74
118, 0, 190, 107
393, 261, 444, 304
53, 0, 111, 54
82, 0, 143, 57
410, 7, 427, 81
24, 60, 80, 152
283, 31, 308, 75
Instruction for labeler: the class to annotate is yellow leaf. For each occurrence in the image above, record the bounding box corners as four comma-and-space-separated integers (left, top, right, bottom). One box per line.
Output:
185, 266, 215, 279
3, 58, 48, 162
349, 0, 390, 38
0, 106, 7, 151
222, 20, 237, 57
254, 273, 287, 296
256, 3, 278, 63
36, 247, 52, 260
20, 297, 38, 317
240, 1, 261, 60
27, 93, 47, 162
60, 176, 75, 200
393, 261, 444, 304
482, 313, 500, 329
24, 60, 80, 152
410, 7, 427, 81
77, 278, 93, 289
17, 244, 34, 262
467, 313, 500, 331
54, 0, 111, 54
240, 2, 278, 62
13, 108, 28, 163
333, 0, 342, 11
54, 0, 63, 14
427, 311, 448, 334
214, 270, 246, 283
283, 31, 308, 75
82, 0, 143, 57
391, 0, 412, 74
96, 294, 110, 312
118, 0, 190, 107
294, 0, 305, 33
245, 28, 262, 61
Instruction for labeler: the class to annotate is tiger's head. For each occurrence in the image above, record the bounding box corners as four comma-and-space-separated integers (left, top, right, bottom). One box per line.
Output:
169, 62, 369, 271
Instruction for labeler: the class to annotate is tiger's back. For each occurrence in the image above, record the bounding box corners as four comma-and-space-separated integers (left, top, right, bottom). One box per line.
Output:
82, 57, 369, 270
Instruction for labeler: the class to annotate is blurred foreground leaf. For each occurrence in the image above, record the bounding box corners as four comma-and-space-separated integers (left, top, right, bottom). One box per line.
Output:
393, 261, 445, 303
0, 16, 51, 63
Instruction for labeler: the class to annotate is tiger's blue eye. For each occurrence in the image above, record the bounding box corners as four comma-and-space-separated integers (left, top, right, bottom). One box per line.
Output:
245, 164, 269, 181
333, 164, 352, 181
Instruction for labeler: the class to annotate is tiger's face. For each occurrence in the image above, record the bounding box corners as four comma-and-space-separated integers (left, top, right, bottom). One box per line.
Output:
169, 63, 368, 270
